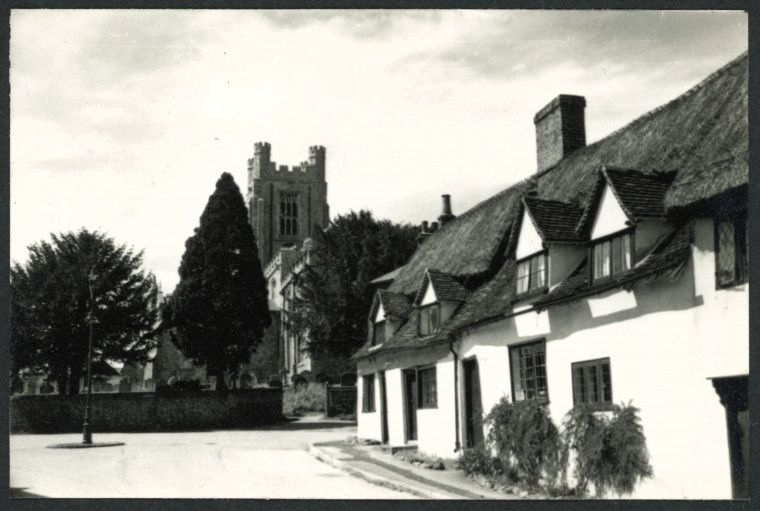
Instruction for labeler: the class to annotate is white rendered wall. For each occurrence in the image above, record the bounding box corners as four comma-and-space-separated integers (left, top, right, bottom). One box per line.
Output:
356, 370, 382, 442
691, 217, 749, 377
416, 356, 457, 457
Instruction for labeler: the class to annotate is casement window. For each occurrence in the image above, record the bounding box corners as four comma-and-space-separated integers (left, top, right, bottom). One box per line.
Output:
572, 358, 612, 410
418, 304, 440, 336
715, 212, 748, 288
516, 252, 547, 295
509, 340, 548, 402
373, 320, 386, 346
280, 193, 298, 236
592, 231, 633, 281
362, 374, 376, 413
417, 367, 437, 409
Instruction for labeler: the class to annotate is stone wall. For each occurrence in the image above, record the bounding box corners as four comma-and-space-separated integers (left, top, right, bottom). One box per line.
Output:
10, 388, 283, 434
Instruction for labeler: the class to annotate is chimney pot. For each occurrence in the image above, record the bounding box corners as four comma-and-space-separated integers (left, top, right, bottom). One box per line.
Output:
438, 194, 456, 226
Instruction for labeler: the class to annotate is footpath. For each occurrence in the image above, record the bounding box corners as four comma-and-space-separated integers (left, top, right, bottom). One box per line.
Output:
309, 438, 521, 500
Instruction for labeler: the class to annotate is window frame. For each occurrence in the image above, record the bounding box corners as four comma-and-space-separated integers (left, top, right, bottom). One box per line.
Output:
571, 358, 613, 411
279, 192, 299, 237
590, 229, 635, 283
418, 303, 441, 336
714, 211, 748, 289
417, 366, 437, 409
515, 251, 548, 297
509, 339, 549, 404
362, 374, 376, 413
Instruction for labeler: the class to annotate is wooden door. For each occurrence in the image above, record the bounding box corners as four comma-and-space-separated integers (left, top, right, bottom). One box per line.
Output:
464, 358, 484, 448
404, 370, 417, 441
379, 371, 389, 444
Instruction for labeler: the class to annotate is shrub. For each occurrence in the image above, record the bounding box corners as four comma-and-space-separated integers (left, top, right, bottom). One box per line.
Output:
283, 383, 326, 414
456, 447, 502, 477
563, 402, 653, 497
484, 397, 565, 489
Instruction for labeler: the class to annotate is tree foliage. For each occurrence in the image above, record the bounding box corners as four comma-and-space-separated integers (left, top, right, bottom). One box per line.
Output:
10, 229, 159, 395
288, 210, 418, 358
164, 173, 270, 390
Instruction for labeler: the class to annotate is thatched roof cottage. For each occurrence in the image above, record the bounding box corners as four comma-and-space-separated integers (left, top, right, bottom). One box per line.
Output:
354, 52, 748, 499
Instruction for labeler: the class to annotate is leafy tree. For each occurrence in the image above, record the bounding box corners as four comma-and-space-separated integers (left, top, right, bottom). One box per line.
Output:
288, 210, 418, 358
10, 229, 159, 395
165, 173, 270, 391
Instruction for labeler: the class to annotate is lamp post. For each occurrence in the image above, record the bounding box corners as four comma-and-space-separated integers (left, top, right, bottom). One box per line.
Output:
82, 269, 96, 445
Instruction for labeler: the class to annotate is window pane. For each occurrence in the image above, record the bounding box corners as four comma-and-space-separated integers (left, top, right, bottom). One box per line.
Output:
612, 237, 622, 274
601, 241, 611, 277
536, 254, 546, 288
717, 221, 736, 285
593, 244, 603, 279
419, 308, 429, 335
517, 261, 530, 294
622, 234, 631, 270
430, 306, 439, 331
511, 342, 546, 402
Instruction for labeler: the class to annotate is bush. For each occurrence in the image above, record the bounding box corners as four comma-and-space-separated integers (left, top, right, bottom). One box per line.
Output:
283, 383, 326, 415
456, 447, 502, 477
563, 402, 653, 497
484, 397, 565, 489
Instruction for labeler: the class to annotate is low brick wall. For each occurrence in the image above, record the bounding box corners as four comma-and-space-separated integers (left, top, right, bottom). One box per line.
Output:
325, 385, 356, 418
10, 388, 283, 434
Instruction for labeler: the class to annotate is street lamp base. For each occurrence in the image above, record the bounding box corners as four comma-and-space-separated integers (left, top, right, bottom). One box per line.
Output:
83, 422, 92, 444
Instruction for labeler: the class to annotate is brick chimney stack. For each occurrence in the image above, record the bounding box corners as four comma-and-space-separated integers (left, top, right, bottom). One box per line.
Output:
534, 95, 586, 173
438, 194, 456, 226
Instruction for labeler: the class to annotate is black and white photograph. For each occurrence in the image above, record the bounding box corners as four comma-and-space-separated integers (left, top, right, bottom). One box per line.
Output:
8, 8, 750, 499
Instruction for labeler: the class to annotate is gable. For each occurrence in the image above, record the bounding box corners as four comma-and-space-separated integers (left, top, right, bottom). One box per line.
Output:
515, 209, 544, 260
374, 302, 386, 323
590, 184, 630, 240
420, 280, 438, 306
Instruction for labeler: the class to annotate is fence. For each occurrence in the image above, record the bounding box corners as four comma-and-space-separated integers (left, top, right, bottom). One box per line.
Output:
325, 384, 357, 418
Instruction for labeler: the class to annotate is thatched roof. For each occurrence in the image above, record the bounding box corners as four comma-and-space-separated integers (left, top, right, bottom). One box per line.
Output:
354, 53, 747, 361
535, 52, 747, 210
388, 181, 531, 296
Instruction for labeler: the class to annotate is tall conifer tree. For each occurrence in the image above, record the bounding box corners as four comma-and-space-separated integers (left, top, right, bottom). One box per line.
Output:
166, 173, 270, 390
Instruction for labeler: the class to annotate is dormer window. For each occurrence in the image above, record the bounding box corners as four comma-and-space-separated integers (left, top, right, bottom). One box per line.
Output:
592, 231, 632, 282
516, 252, 547, 295
418, 304, 440, 336
373, 320, 386, 345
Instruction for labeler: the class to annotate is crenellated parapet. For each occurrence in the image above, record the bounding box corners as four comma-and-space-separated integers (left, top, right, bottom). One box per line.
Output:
248, 142, 326, 182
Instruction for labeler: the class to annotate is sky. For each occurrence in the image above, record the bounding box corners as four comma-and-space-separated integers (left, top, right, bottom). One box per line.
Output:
10, 10, 748, 292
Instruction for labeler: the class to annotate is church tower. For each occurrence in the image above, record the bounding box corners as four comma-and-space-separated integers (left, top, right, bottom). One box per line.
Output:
246, 142, 330, 266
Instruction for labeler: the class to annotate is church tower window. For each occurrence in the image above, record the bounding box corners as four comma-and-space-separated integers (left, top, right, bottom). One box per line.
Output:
280, 193, 299, 236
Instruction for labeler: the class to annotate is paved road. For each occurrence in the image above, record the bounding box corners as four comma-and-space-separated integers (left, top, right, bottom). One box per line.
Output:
10, 416, 415, 499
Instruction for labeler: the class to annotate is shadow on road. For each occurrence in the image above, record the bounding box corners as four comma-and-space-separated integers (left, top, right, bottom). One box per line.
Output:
255, 418, 356, 431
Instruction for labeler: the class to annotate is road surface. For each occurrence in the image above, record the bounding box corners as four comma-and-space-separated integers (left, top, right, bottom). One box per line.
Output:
10, 415, 415, 498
